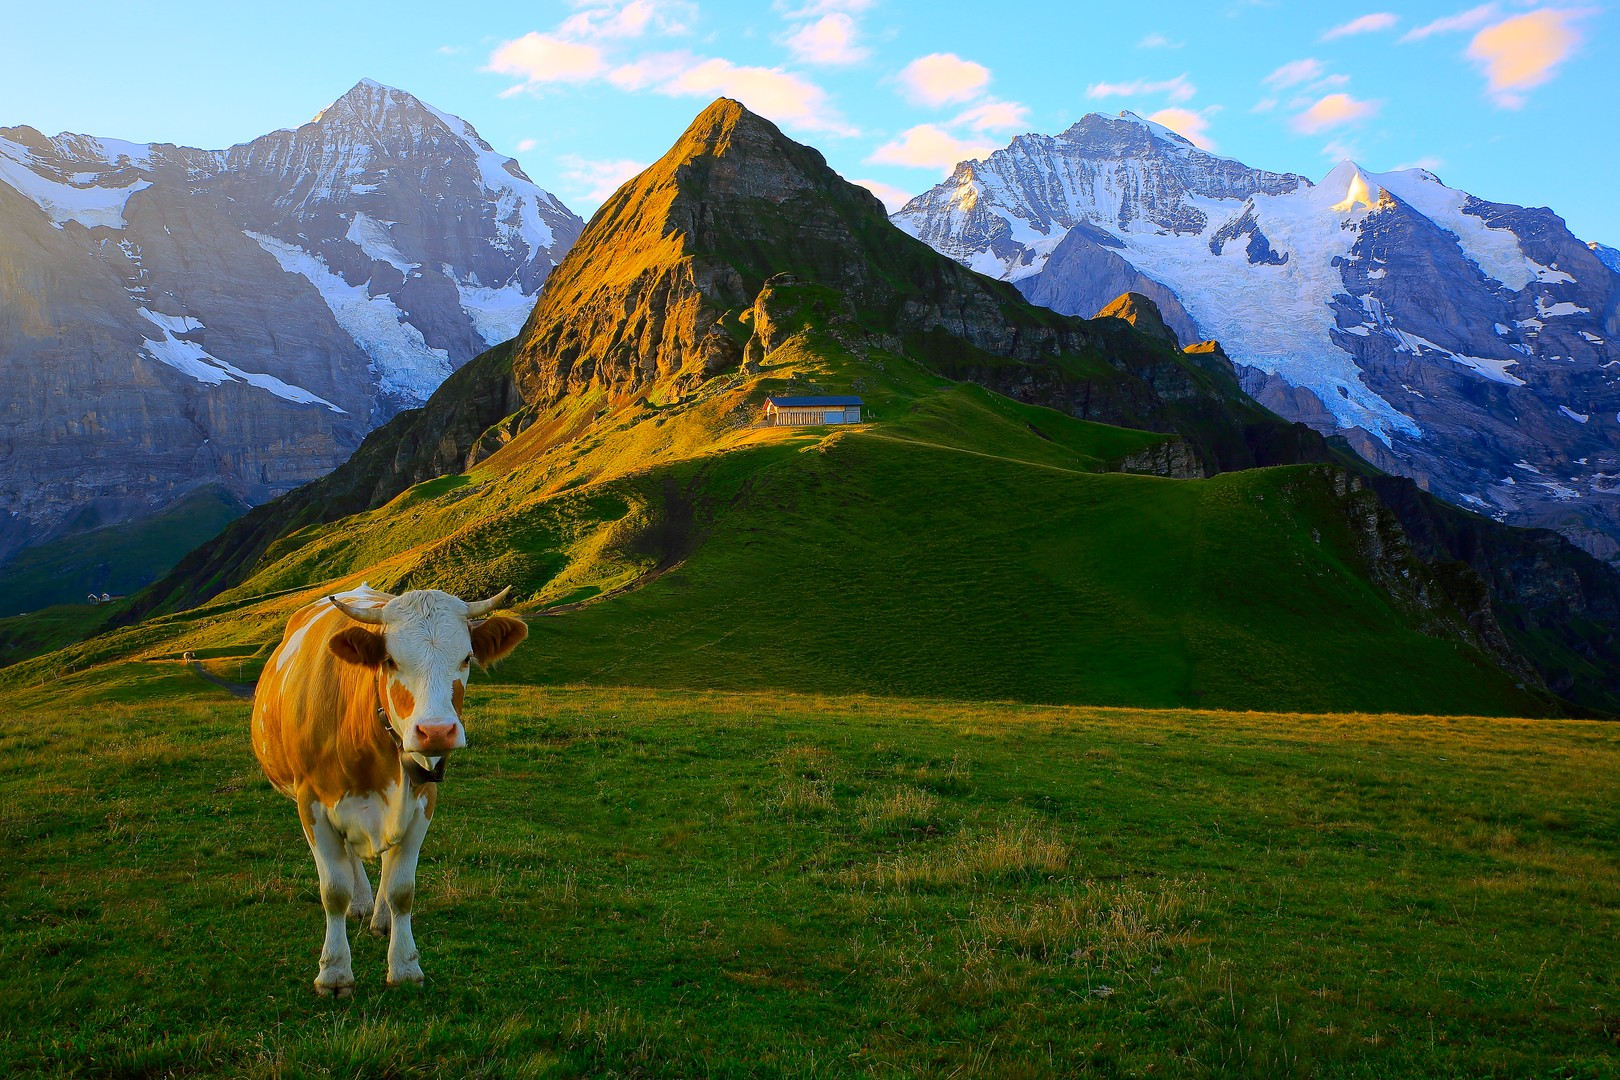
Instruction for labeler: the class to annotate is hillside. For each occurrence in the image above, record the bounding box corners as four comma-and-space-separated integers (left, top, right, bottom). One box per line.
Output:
80, 100, 1620, 716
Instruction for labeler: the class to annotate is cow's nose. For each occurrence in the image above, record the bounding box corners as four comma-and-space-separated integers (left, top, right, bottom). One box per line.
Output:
412, 722, 462, 752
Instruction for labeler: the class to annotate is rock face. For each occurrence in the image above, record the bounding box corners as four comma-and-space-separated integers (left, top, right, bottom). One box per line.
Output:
895, 112, 1620, 561
509, 99, 1317, 479
0, 79, 581, 562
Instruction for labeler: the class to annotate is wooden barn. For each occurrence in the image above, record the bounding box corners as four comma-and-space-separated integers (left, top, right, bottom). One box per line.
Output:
764, 396, 864, 426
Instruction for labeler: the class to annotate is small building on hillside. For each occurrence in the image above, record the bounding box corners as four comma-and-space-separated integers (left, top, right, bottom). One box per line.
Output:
764, 396, 864, 426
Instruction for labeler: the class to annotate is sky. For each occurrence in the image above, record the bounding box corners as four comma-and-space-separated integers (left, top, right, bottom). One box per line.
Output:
4, 1, 1616, 243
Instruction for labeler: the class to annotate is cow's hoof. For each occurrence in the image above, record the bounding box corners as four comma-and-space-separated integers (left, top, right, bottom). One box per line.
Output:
314, 972, 356, 998
387, 966, 424, 987
369, 914, 391, 938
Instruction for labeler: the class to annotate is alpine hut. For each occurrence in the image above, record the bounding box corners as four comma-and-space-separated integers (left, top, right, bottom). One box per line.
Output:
764, 396, 864, 426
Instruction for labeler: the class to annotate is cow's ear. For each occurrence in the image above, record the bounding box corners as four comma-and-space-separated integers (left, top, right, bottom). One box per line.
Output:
471, 615, 528, 667
329, 626, 387, 667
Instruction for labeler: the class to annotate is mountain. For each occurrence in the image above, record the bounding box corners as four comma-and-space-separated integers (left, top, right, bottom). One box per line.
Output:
0, 79, 582, 576
894, 112, 1620, 562
103, 100, 1620, 717
1595, 242, 1620, 275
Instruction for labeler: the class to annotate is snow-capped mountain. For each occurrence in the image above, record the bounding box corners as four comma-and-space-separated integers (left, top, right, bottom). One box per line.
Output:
895, 112, 1620, 560
1594, 242, 1620, 275
0, 79, 581, 562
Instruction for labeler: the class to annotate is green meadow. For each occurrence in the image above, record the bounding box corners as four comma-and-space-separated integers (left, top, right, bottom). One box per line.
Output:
2, 665, 1616, 1077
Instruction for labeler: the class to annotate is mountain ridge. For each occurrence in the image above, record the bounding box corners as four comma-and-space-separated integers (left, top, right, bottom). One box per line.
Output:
0, 79, 582, 588
895, 113, 1620, 564
111, 99, 1620, 715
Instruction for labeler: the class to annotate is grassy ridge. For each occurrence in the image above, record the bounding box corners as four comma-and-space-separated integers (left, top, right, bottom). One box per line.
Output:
1, 670, 1615, 1077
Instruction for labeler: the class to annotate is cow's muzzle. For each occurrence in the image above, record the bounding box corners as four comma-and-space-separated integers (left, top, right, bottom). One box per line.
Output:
409, 721, 465, 754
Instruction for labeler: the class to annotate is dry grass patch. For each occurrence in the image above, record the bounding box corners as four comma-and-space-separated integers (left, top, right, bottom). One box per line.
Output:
856, 786, 941, 835
841, 819, 1070, 891
969, 879, 1203, 968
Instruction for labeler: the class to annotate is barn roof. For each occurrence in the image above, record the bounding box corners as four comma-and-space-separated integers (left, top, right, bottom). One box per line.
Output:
765, 396, 863, 407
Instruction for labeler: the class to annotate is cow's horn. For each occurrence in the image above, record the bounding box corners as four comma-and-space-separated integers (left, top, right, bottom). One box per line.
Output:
464, 586, 512, 618
330, 595, 387, 624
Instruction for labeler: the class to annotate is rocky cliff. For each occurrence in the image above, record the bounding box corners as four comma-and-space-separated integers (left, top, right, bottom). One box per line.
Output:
0, 80, 581, 566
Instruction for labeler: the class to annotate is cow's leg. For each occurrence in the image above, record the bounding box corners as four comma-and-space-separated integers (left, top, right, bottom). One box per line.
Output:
377, 806, 431, 986
348, 851, 374, 921
302, 797, 357, 997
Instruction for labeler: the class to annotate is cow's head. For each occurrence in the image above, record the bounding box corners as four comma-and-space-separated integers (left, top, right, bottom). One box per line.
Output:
326, 587, 528, 762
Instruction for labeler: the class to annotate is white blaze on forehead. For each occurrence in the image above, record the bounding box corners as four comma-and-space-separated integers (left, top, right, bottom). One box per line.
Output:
376, 590, 475, 721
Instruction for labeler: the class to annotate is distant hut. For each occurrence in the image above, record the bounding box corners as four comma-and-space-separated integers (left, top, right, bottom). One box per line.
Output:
764, 396, 864, 427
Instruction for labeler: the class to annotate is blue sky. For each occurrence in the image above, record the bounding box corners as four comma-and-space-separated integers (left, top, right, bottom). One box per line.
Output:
5, 1, 1616, 242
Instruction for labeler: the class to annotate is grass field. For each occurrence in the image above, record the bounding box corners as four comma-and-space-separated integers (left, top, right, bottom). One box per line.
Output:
2, 664, 1616, 1077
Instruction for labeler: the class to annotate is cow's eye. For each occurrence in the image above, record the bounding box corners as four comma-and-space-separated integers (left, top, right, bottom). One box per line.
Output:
384, 656, 398, 670
463, 654, 473, 667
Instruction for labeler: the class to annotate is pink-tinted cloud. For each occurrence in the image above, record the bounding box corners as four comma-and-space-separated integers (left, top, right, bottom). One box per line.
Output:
663, 58, 858, 135
488, 33, 609, 88
784, 13, 869, 65
1146, 107, 1216, 150
1087, 74, 1196, 104
1321, 13, 1399, 40
1264, 58, 1325, 90
1467, 9, 1585, 108
561, 155, 650, 204
866, 124, 995, 170
557, 0, 695, 40
896, 53, 991, 107
1399, 3, 1500, 42
853, 177, 913, 213
1291, 93, 1380, 133
951, 100, 1031, 133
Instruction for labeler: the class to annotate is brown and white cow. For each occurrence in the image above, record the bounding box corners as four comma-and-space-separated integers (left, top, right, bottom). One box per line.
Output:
252, 584, 527, 995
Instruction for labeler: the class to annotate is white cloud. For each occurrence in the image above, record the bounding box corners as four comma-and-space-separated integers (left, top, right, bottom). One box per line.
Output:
1321, 138, 1363, 162
561, 155, 650, 203
783, 13, 869, 65
896, 53, 992, 107
1264, 58, 1325, 89
950, 100, 1030, 133
661, 58, 858, 135
1087, 74, 1196, 104
1137, 32, 1184, 49
436, 45, 465, 56
1146, 107, 1217, 150
488, 32, 609, 88
866, 124, 995, 170
558, 0, 695, 40
1291, 92, 1380, 133
1321, 13, 1399, 40
607, 50, 695, 90
1467, 9, 1587, 108
1392, 156, 1445, 173
773, 0, 872, 15
852, 177, 913, 213
1399, 3, 1500, 42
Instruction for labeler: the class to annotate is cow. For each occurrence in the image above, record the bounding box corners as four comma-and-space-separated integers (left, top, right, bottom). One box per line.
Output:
251, 583, 528, 995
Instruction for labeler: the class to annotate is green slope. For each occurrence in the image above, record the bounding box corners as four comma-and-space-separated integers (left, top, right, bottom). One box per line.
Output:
505, 428, 1535, 715
0, 485, 246, 618
64, 98, 1617, 714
